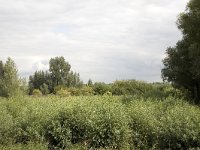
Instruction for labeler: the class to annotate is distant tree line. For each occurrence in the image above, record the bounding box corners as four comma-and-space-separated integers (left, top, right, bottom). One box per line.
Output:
0, 57, 192, 102
29, 56, 83, 95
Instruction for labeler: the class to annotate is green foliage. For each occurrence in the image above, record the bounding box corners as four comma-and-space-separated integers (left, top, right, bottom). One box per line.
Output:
79, 86, 94, 96
32, 89, 42, 96
93, 82, 111, 95
112, 80, 152, 96
64, 86, 94, 96
45, 119, 72, 149
87, 78, 93, 86
56, 89, 71, 97
127, 97, 200, 149
44, 97, 129, 149
162, 0, 200, 104
111, 80, 183, 101
143, 83, 186, 100
28, 56, 83, 95
0, 96, 200, 149
49, 56, 71, 87
103, 91, 112, 96
0, 143, 47, 150
39, 83, 50, 95
0, 58, 21, 98
66, 71, 83, 88
29, 70, 52, 94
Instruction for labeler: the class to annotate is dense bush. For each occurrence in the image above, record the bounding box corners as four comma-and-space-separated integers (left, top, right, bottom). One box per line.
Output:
0, 96, 199, 149
143, 83, 185, 100
45, 97, 128, 149
93, 82, 111, 95
111, 80, 152, 96
127, 97, 200, 149
56, 89, 71, 97
111, 80, 186, 101
32, 89, 42, 96
67, 86, 94, 96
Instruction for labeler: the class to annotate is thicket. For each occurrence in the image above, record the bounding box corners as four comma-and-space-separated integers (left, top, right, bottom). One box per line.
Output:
30, 79, 184, 102
0, 96, 199, 149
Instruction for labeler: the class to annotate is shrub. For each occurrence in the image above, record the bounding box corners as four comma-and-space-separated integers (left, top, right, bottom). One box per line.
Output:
39, 83, 49, 95
45, 119, 72, 149
0, 96, 200, 149
0, 105, 14, 144
53, 85, 65, 94
32, 89, 42, 96
80, 86, 94, 96
127, 97, 200, 149
103, 91, 112, 96
56, 89, 71, 97
112, 80, 152, 96
43, 97, 129, 149
93, 82, 111, 95
67, 86, 94, 96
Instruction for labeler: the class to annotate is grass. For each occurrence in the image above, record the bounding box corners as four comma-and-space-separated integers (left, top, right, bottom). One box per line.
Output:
0, 95, 200, 149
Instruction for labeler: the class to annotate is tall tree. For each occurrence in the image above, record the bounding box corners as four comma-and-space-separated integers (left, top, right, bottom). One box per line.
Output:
0, 58, 21, 97
29, 70, 52, 94
49, 56, 71, 87
162, 0, 200, 104
28, 56, 83, 94
87, 78, 93, 86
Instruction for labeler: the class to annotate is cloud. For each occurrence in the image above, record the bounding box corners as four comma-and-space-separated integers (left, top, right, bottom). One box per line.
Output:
0, 0, 189, 82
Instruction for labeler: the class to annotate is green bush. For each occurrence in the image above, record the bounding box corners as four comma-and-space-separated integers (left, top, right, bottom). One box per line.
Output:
80, 86, 94, 96
45, 97, 129, 149
32, 89, 42, 96
0, 143, 47, 150
39, 83, 49, 95
0, 96, 200, 149
93, 82, 111, 95
56, 89, 71, 97
67, 86, 94, 96
127, 97, 200, 149
45, 119, 72, 149
67, 87, 81, 96
103, 91, 112, 96
143, 83, 186, 100
0, 105, 14, 144
112, 80, 152, 96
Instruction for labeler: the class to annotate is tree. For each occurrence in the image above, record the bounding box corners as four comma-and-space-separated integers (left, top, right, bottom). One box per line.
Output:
87, 79, 93, 86
28, 56, 83, 95
93, 82, 110, 95
49, 56, 71, 87
162, 0, 200, 104
0, 58, 21, 97
29, 71, 52, 94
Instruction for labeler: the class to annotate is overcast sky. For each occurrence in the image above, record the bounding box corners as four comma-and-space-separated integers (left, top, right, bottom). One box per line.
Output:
0, 0, 189, 83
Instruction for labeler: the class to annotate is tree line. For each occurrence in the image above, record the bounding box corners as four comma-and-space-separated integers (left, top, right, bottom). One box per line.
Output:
29, 56, 83, 95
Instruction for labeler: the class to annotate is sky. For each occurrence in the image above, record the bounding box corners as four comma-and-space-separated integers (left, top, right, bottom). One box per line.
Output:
0, 0, 189, 83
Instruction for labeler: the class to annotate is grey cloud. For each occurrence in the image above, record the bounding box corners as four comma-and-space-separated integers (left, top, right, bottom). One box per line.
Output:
0, 0, 189, 82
